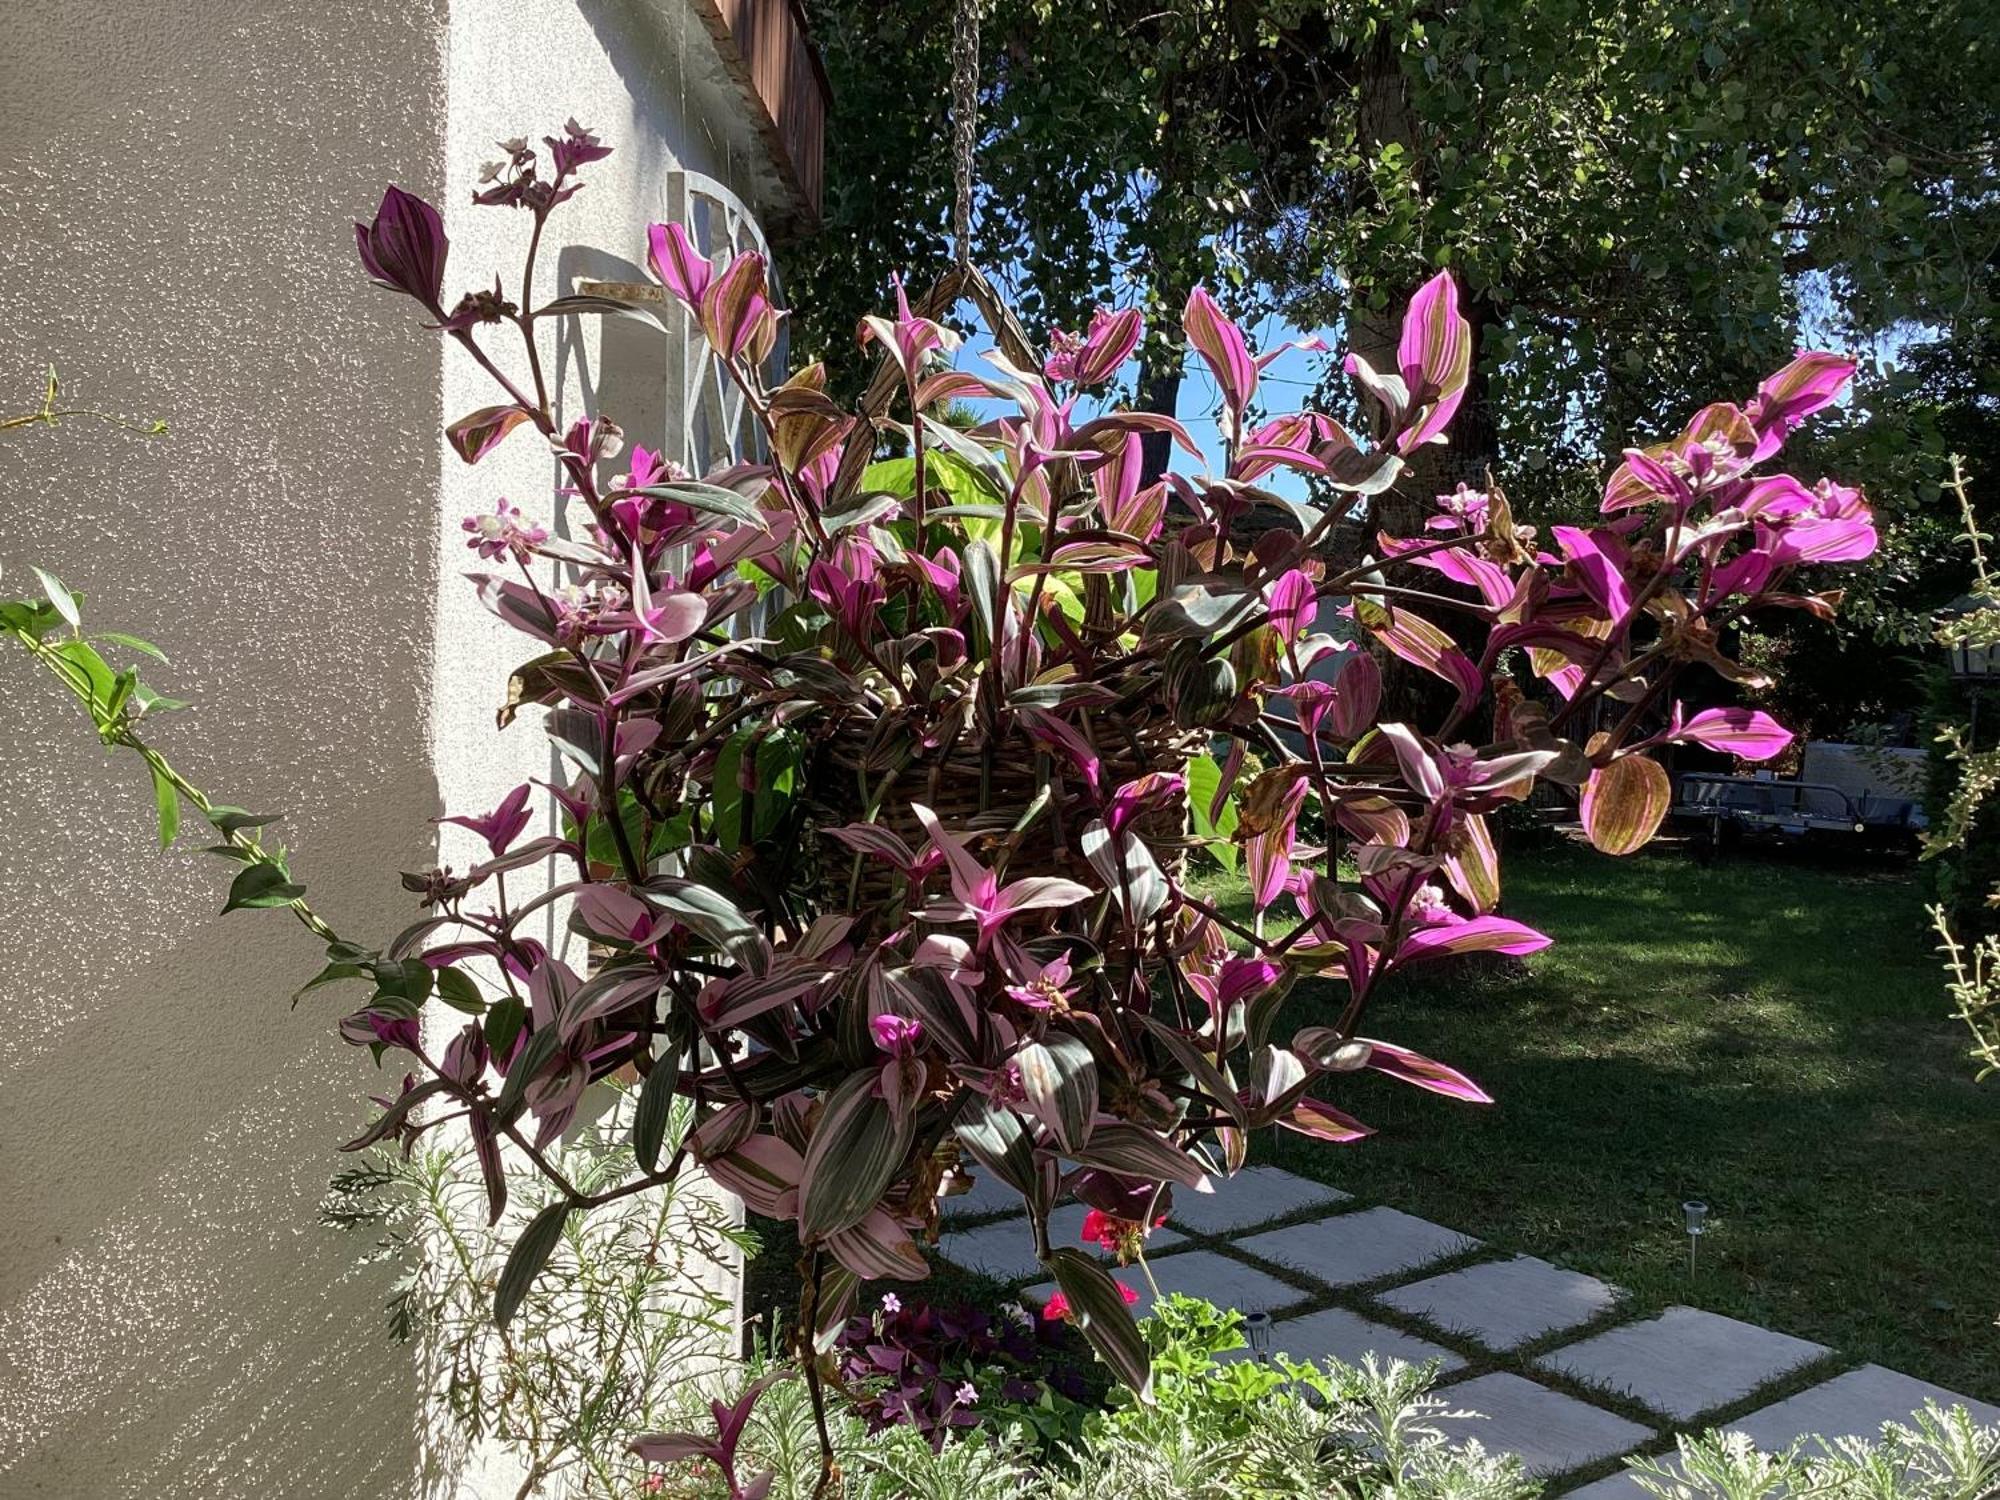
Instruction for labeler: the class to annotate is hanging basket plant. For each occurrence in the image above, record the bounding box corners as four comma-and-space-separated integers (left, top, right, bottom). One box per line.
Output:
4, 122, 1877, 1486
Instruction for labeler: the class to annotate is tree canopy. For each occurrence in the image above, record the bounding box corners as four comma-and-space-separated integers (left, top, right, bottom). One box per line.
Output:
791, 0, 1997, 730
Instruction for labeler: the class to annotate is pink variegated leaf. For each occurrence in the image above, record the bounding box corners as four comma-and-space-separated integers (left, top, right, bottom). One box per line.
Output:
1358, 1038, 1493, 1103
1670, 706, 1794, 762
1580, 755, 1671, 856
1749, 352, 1856, 461
825, 821, 922, 870
1072, 305, 1143, 385
645, 220, 715, 306
1553, 525, 1636, 623
825, 1208, 931, 1281
1266, 567, 1317, 644
1395, 270, 1472, 452
699, 250, 773, 359
701, 967, 835, 1030
1278, 1096, 1376, 1143
1443, 811, 1500, 913
1324, 653, 1381, 740
1183, 286, 1258, 418
1343, 350, 1409, 434
704, 1133, 804, 1220
446, 404, 533, 465
1395, 914, 1552, 963
1379, 723, 1445, 800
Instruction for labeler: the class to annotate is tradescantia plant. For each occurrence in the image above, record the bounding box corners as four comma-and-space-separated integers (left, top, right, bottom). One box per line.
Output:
6, 121, 1877, 1483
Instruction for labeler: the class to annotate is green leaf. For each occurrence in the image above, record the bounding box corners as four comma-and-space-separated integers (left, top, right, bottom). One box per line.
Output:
222, 862, 305, 913
484, 994, 528, 1060
51, 639, 117, 715
1045, 1248, 1153, 1401
632, 1047, 683, 1173
965, 539, 1001, 651
712, 727, 805, 853
434, 966, 486, 1015
293, 960, 368, 1005
493, 1200, 571, 1329
150, 764, 180, 848
32, 567, 79, 628
1186, 753, 1240, 870
205, 806, 284, 837
95, 630, 169, 664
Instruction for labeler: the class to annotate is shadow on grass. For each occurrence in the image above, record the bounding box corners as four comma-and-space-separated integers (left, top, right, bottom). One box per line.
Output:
1245, 843, 1999, 1402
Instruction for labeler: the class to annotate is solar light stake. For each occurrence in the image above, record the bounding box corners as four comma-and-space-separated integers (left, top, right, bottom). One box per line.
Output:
1682, 1200, 1709, 1276
1243, 1310, 1273, 1357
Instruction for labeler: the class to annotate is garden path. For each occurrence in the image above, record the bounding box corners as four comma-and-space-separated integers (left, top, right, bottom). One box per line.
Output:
937, 1167, 2000, 1493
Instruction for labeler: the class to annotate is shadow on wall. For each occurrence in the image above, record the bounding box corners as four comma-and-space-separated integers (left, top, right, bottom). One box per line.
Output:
0, 785, 444, 1497
0, 0, 456, 1491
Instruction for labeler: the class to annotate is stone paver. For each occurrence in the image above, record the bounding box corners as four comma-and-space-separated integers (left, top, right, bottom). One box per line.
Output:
1537, 1306, 1829, 1421
1253, 1306, 1466, 1374
1165, 1166, 1352, 1235
1728, 1364, 2000, 1451
1380, 1256, 1622, 1351
1025, 1248, 1303, 1319
1557, 1465, 1665, 1499
1440, 1373, 1653, 1477
1557, 1364, 2000, 1498
938, 1204, 1183, 1282
1239, 1206, 1480, 1287
941, 1171, 1039, 1223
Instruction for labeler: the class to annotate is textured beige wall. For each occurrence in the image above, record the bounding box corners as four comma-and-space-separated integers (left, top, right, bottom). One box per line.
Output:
1, 1, 776, 1494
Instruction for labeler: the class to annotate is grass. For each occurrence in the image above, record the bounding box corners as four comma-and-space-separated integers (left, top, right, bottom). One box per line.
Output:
1227, 838, 2000, 1403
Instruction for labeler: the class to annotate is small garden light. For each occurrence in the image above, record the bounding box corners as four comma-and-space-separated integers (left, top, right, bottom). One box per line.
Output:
1683, 1200, 1709, 1275
1243, 1310, 1274, 1357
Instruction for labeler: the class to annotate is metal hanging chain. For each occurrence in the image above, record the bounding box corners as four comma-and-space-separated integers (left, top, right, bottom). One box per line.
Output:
950, 0, 982, 269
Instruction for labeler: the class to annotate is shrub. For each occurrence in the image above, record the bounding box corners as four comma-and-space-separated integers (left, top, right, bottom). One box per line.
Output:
5, 120, 1878, 1479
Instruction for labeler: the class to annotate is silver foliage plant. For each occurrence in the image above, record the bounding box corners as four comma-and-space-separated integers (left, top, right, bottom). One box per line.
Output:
323, 1094, 754, 1499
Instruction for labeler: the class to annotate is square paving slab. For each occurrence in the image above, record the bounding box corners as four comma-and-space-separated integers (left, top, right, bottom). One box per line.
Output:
1439, 1373, 1653, 1477
1379, 1256, 1622, 1350
1165, 1166, 1352, 1235
1238, 1206, 1480, 1287
1024, 1248, 1304, 1320
1556, 1365, 2000, 1499
1726, 1364, 2000, 1451
938, 1204, 1183, 1282
1536, 1306, 1830, 1421
1252, 1306, 1465, 1374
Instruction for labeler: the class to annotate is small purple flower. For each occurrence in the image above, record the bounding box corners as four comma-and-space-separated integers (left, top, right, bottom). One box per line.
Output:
438, 782, 534, 857
871, 1014, 924, 1057
355, 185, 449, 312
1428, 482, 1491, 533
953, 1382, 977, 1406
547, 118, 613, 179
462, 498, 549, 561
880, 1292, 902, 1315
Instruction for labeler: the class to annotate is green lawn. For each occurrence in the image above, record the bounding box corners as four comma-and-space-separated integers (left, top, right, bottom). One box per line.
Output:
1233, 840, 2000, 1402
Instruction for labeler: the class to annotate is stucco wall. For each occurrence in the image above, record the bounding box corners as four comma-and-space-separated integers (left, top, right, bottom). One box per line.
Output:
0, 2, 781, 1494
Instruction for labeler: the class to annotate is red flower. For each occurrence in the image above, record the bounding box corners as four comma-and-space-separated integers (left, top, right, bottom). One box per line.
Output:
1079, 1208, 1169, 1255
1039, 1280, 1140, 1323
